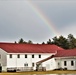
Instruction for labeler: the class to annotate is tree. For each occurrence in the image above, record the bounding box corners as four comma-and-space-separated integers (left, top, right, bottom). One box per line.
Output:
47, 39, 52, 44
18, 38, 28, 44
28, 40, 33, 44
52, 36, 59, 45
58, 36, 69, 49
42, 42, 45, 44
18, 38, 24, 44
14, 41, 17, 43
67, 34, 76, 49
52, 36, 69, 49
15, 34, 76, 49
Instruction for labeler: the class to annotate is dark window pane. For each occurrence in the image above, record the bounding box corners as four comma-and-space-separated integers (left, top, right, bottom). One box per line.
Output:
24, 63, 28, 66
64, 61, 67, 66
9, 54, 12, 58
71, 61, 74, 66
17, 54, 20, 58
32, 54, 34, 58
39, 55, 41, 58
25, 54, 27, 58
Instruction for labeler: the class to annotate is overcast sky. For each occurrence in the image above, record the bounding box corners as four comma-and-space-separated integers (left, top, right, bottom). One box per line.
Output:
0, 0, 76, 43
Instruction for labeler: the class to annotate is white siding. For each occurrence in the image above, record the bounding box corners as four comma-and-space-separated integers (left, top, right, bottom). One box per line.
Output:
16, 54, 32, 67
55, 57, 76, 70
42, 58, 57, 70
0, 48, 7, 71
31, 54, 53, 70
7, 53, 53, 70
7, 54, 17, 67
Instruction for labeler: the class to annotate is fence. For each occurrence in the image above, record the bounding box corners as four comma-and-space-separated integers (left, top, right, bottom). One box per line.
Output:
36, 67, 46, 71
7, 67, 33, 72
16, 67, 33, 72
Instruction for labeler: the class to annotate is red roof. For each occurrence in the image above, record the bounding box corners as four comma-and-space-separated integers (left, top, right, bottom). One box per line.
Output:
54, 49, 76, 57
0, 43, 64, 53
37, 55, 54, 64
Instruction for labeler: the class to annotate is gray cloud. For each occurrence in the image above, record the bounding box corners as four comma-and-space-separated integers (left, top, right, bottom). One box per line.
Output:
0, 0, 76, 43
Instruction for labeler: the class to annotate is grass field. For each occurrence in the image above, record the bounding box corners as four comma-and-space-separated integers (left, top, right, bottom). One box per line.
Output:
0, 70, 76, 75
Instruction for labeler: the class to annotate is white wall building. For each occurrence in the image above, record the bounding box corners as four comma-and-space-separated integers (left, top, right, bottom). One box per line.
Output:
0, 42, 76, 71
54, 50, 76, 70
36, 50, 76, 71
0, 43, 63, 71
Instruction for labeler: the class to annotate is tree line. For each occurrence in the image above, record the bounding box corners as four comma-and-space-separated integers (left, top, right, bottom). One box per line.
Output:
15, 34, 76, 49
15, 38, 33, 44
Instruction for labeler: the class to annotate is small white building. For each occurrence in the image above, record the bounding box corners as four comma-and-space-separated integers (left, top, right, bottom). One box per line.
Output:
0, 43, 63, 71
37, 49, 76, 70
54, 49, 76, 70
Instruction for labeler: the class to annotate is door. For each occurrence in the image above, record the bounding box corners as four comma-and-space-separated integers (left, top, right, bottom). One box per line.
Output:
0, 64, 2, 72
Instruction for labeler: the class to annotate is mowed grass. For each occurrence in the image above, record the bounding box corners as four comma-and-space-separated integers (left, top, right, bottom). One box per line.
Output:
0, 70, 76, 75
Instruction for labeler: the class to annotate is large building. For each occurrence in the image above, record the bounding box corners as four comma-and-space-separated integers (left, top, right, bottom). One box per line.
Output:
0, 42, 63, 71
0, 42, 76, 71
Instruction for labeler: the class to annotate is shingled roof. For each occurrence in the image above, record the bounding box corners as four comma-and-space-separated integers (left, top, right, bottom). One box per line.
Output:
0, 43, 64, 53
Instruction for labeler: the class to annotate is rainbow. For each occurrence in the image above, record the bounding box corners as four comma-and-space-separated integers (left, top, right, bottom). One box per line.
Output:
27, 1, 60, 37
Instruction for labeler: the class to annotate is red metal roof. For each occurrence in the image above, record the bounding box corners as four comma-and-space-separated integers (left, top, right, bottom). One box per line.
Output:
54, 49, 76, 57
37, 55, 54, 64
0, 43, 64, 53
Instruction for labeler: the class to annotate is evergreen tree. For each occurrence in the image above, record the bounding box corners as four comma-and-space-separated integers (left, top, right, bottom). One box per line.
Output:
52, 36, 59, 45
42, 42, 45, 44
16, 34, 76, 49
18, 38, 24, 43
28, 40, 33, 44
67, 34, 76, 49
47, 39, 52, 44
58, 36, 69, 49
15, 41, 17, 43
52, 36, 69, 49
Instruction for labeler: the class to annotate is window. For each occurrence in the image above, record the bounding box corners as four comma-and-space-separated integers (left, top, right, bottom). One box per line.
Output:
58, 62, 60, 66
25, 54, 27, 58
0, 55, 1, 59
24, 63, 28, 67
9, 54, 12, 58
0, 63, 1, 66
39, 55, 41, 58
64, 61, 67, 66
17, 54, 20, 58
71, 61, 74, 66
32, 54, 34, 58
32, 63, 34, 67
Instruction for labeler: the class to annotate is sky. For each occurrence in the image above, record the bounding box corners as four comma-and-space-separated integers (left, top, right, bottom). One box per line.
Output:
0, 0, 76, 43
